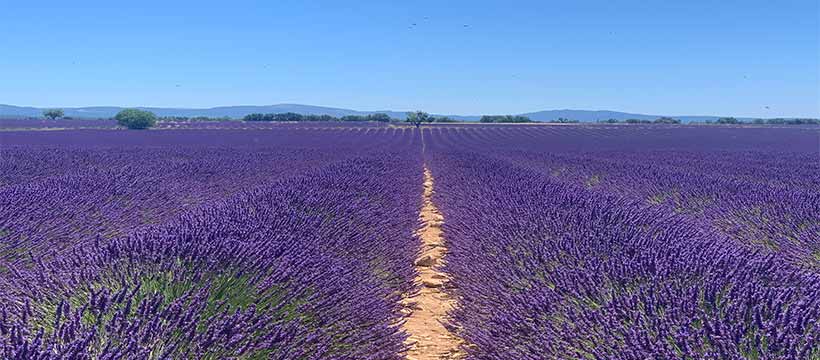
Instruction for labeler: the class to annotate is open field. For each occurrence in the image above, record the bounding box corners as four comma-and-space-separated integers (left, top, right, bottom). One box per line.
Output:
1, 124, 818, 359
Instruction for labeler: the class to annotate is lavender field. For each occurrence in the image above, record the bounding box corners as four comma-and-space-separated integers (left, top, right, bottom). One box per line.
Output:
0, 124, 818, 359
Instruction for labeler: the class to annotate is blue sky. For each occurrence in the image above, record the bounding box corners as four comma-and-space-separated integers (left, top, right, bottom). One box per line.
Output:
1, 0, 817, 117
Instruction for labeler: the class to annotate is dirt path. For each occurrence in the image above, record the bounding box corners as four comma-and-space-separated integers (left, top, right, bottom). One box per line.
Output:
401, 167, 465, 360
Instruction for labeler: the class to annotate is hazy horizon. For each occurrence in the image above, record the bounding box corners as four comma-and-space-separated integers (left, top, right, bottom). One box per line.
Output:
2, 1, 818, 118
1, 102, 815, 120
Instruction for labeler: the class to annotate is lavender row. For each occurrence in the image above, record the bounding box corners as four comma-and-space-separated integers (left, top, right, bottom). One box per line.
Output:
1, 150, 423, 358
488, 150, 820, 268
428, 151, 819, 359
0, 119, 390, 130
423, 126, 820, 267
0, 146, 348, 264
0, 129, 419, 264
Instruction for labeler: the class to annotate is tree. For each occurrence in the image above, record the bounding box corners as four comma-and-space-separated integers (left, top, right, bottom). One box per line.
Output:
717, 117, 739, 124
406, 111, 432, 128
341, 115, 367, 122
366, 113, 392, 122
43, 109, 64, 120
625, 118, 649, 124
243, 113, 265, 121
303, 114, 338, 122
654, 117, 681, 124
115, 109, 157, 129
274, 112, 303, 122
481, 115, 532, 123
433, 116, 457, 123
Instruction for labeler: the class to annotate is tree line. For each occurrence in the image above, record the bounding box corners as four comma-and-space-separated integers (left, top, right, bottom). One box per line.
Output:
157, 116, 234, 122
480, 115, 532, 123
39, 108, 819, 128
596, 117, 682, 124
243, 112, 395, 122
597, 117, 820, 125
244, 111, 458, 127
701, 117, 820, 125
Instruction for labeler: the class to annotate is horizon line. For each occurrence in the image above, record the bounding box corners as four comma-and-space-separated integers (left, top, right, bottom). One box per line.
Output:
1, 103, 817, 119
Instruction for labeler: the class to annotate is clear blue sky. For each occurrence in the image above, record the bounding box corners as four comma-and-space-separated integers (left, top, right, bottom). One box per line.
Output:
1, 0, 817, 117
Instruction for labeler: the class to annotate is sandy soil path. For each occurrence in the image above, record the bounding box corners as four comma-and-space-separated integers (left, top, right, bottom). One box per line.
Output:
400, 167, 466, 360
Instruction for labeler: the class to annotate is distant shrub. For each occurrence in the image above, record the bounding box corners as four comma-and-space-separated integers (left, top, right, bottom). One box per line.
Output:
340, 115, 367, 122
158, 116, 234, 122
406, 111, 433, 128
717, 117, 740, 124
244, 112, 349, 122
625, 118, 650, 124
115, 109, 157, 129
43, 109, 64, 120
303, 114, 339, 122
433, 116, 458, 123
243, 113, 265, 122
366, 113, 392, 122
654, 117, 681, 124
480, 115, 532, 123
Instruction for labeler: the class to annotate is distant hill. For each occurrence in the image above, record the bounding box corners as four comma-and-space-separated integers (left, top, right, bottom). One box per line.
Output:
518, 109, 758, 123
0, 104, 773, 123
0, 104, 411, 120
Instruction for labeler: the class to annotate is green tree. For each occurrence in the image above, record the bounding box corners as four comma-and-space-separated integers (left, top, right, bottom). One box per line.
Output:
433, 116, 457, 123
273, 112, 303, 122
481, 115, 532, 123
243, 113, 265, 121
717, 117, 740, 124
341, 115, 367, 121
43, 109, 64, 120
366, 113, 392, 122
115, 109, 157, 129
654, 117, 681, 124
406, 111, 432, 128
304, 114, 338, 121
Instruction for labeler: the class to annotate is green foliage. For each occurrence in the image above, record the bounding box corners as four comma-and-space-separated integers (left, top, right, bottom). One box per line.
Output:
243, 113, 304, 122
654, 117, 681, 124
697, 117, 819, 125
717, 117, 740, 124
243, 112, 393, 122
43, 108, 64, 120
625, 118, 651, 124
548, 117, 578, 124
597, 117, 680, 124
340, 115, 366, 121
480, 115, 532, 123
365, 113, 392, 122
115, 109, 157, 129
432, 116, 457, 123
159, 116, 234, 122
304, 114, 339, 122
406, 111, 433, 127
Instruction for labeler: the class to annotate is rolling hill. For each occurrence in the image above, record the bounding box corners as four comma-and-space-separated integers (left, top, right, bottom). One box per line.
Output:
0, 104, 762, 123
